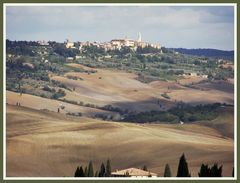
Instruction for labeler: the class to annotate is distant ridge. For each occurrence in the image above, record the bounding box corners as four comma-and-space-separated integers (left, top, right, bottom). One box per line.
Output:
169, 48, 234, 60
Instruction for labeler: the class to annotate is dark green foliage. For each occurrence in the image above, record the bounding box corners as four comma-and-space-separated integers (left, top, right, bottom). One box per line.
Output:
142, 165, 148, 171
198, 163, 222, 177
74, 166, 84, 177
123, 103, 221, 124
79, 166, 85, 177
136, 46, 160, 54
198, 164, 211, 177
177, 153, 191, 177
66, 112, 82, 117
74, 166, 80, 177
6, 39, 38, 56
83, 45, 105, 56
164, 164, 172, 177
87, 161, 94, 177
66, 75, 80, 80
169, 103, 221, 122
98, 163, 106, 177
54, 44, 80, 57
51, 80, 70, 90
50, 89, 66, 99
43, 85, 55, 92
210, 163, 222, 177
161, 92, 171, 99
101, 105, 125, 114
73, 159, 111, 177
84, 166, 88, 177
105, 159, 111, 177
123, 110, 179, 123
172, 48, 234, 61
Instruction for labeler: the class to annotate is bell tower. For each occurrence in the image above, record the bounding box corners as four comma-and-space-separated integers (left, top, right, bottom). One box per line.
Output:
138, 32, 142, 42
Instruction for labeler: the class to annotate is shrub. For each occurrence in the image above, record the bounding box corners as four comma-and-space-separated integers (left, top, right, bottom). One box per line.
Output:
161, 93, 171, 99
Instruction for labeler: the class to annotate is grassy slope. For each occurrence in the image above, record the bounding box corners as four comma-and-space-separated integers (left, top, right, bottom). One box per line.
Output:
6, 105, 233, 177
196, 106, 234, 139
6, 90, 116, 118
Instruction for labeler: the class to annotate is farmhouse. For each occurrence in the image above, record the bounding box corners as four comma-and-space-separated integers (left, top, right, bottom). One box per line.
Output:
111, 168, 157, 178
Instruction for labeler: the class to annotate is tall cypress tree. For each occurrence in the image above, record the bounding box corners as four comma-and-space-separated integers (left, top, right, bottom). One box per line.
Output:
198, 164, 210, 177
105, 159, 111, 177
142, 165, 148, 171
87, 161, 94, 177
210, 163, 222, 177
79, 166, 85, 177
198, 163, 222, 177
84, 166, 88, 177
163, 164, 172, 177
99, 163, 106, 177
176, 153, 191, 177
74, 166, 80, 177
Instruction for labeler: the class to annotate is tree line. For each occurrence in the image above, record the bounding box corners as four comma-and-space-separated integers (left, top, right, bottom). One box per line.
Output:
74, 159, 111, 177
74, 154, 234, 177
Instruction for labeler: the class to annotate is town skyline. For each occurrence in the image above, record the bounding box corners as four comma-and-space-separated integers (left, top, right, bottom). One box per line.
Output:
6, 5, 234, 50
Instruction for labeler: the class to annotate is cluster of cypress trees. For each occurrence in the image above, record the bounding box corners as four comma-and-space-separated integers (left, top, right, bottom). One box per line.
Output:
74, 159, 111, 177
74, 154, 232, 177
163, 153, 229, 177
198, 163, 223, 177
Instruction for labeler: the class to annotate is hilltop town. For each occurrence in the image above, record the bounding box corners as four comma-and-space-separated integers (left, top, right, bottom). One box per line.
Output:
64, 32, 161, 51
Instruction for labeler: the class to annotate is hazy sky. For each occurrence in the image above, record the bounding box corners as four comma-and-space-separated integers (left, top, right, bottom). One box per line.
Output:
6, 5, 235, 50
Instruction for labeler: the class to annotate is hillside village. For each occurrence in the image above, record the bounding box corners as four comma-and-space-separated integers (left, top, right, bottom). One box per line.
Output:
65, 32, 161, 51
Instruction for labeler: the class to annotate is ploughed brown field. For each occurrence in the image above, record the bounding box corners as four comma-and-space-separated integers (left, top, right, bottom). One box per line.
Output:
6, 65, 234, 177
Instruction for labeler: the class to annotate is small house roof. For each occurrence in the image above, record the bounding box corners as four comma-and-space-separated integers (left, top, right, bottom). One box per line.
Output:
111, 168, 157, 176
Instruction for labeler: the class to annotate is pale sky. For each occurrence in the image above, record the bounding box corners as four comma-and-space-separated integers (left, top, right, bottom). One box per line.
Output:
6, 5, 235, 50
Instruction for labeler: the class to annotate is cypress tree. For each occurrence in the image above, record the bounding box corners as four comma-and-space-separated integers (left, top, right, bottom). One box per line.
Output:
198, 163, 222, 177
210, 163, 222, 177
142, 165, 148, 171
198, 164, 210, 177
74, 166, 80, 177
176, 153, 191, 177
84, 166, 88, 177
163, 164, 172, 177
99, 163, 106, 177
79, 166, 84, 177
87, 161, 94, 177
232, 167, 234, 177
105, 159, 111, 177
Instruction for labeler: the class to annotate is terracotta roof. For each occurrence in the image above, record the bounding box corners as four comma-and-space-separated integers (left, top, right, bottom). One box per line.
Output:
111, 168, 157, 176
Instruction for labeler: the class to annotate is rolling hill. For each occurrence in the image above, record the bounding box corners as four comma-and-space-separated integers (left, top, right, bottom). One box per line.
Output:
171, 48, 234, 60
6, 105, 234, 177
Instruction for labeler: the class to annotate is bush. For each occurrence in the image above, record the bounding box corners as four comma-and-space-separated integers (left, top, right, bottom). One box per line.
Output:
161, 93, 170, 99
123, 103, 220, 123
43, 85, 55, 92
66, 112, 82, 117
123, 111, 178, 123
51, 89, 66, 99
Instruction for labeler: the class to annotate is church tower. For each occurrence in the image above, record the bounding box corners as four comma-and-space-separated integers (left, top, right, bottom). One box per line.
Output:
137, 32, 142, 42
